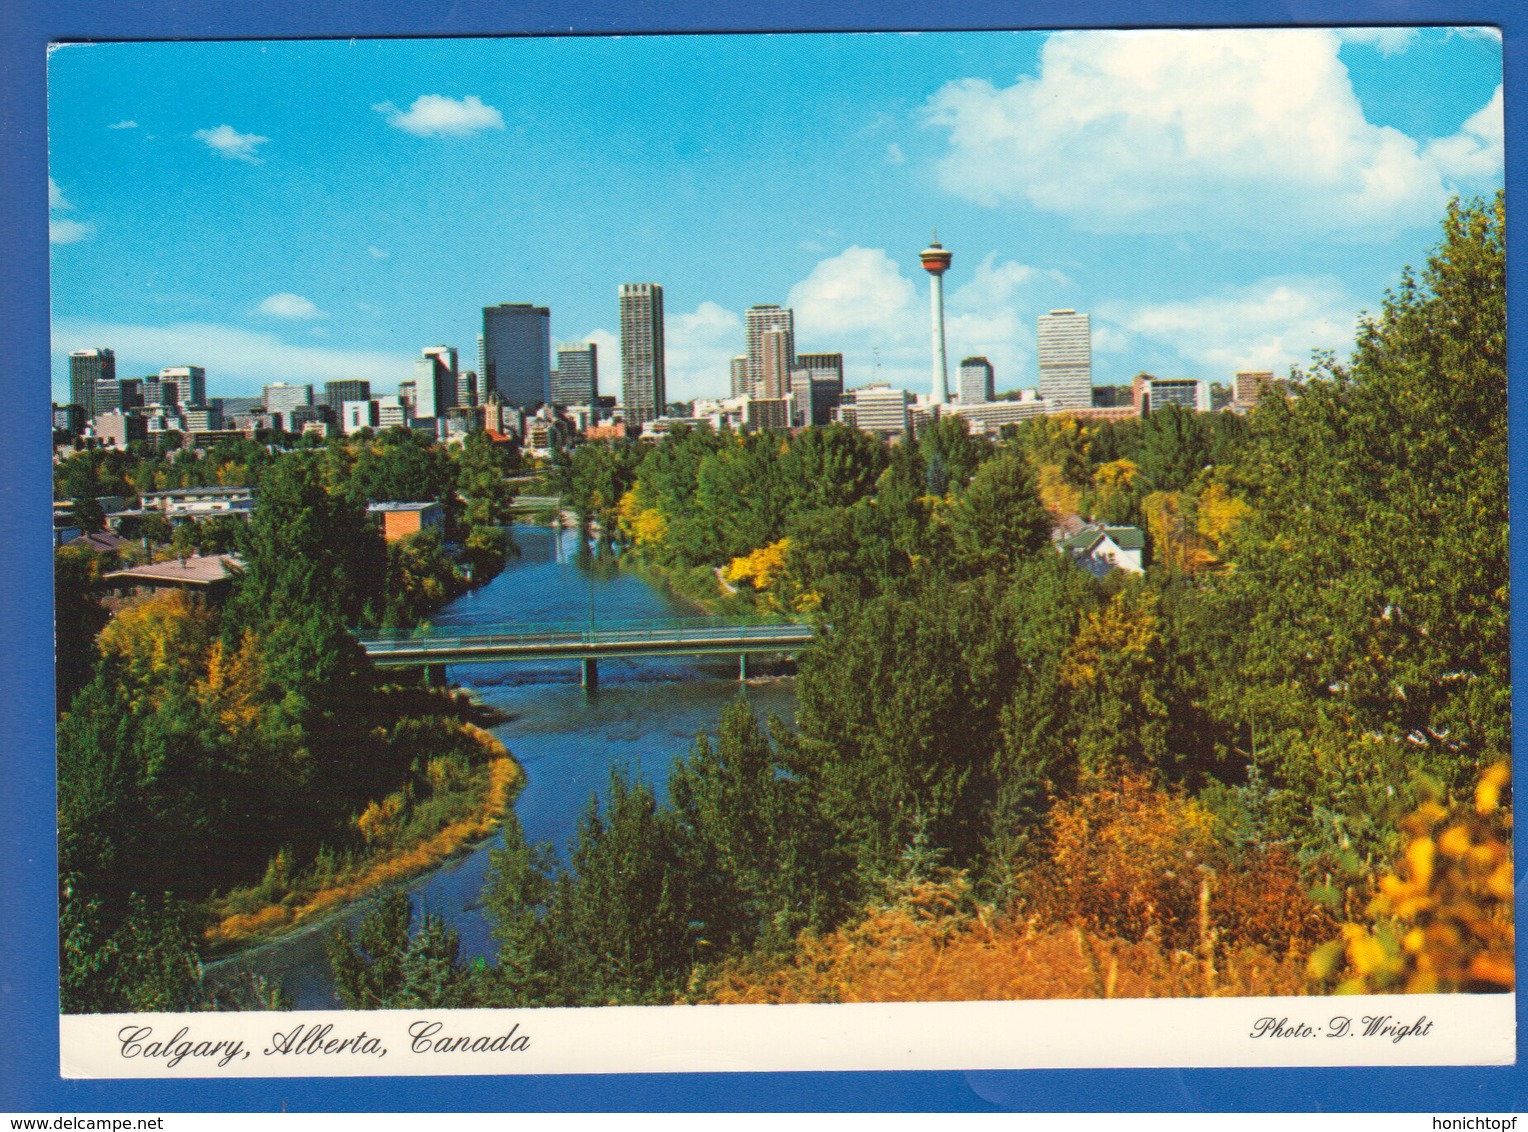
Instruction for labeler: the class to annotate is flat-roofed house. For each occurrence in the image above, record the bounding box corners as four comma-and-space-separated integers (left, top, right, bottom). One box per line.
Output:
367, 501, 445, 542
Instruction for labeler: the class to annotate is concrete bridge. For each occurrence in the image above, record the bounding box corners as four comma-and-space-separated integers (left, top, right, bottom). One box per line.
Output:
507, 495, 566, 513
356, 616, 815, 689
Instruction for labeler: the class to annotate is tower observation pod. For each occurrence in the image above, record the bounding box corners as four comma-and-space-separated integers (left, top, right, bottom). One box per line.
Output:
920, 234, 953, 406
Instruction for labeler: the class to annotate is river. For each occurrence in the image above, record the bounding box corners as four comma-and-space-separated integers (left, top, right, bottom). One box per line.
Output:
216, 524, 798, 1008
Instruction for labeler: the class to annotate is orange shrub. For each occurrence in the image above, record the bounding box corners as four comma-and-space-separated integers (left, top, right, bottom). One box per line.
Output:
702, 888, 1306, 1004
1309, 763, 1512, 994
1021, 775, 1333, 954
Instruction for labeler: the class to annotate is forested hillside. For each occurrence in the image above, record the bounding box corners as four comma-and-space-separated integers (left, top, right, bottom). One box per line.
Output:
327, 195, 1509, 1008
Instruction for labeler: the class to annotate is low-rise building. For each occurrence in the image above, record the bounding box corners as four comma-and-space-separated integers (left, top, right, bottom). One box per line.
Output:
368, 501, 445, 542
103, 553, 246, 602
140, 486, 256, 521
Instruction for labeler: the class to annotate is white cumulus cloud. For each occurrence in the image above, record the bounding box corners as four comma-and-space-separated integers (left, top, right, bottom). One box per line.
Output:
373, 95, 505, 137
193, 124, 269, 163
787, 246, 1064, 395
258, 293, 325, 320
923, 29, 1502, 238
107, 119, 139, 130
666, 301, 745, 401
1097, 276, 1360, 378
1424, 85, 1503, 180
790, 246, 919, 340
48, 177, 94, 244
368, 246, 390, 259
1337, 27, 1421, 55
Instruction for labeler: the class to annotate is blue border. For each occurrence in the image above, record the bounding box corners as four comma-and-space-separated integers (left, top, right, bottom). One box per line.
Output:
2, 0, 1521, 1114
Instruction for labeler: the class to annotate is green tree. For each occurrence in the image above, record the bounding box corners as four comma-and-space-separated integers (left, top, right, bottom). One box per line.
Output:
328, 891, 474, 1009
948, 449, 1051, 576
1204, 193, 1507, 853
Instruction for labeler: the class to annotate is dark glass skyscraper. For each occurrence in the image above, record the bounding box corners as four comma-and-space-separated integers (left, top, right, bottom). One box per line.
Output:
325, 379, 371, 415
553, 342, 598, 408
69, 348, 114, 416
482, 304, 552, 410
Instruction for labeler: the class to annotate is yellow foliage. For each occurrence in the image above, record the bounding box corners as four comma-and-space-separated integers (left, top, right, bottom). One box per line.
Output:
619, 489, 669, 547
1059, 589, 1160, 691
1312, 763, 1513, 994
354, 791, 406, 847
97, 591, 214, 699
1142, 490, 1218, 574
724, 538, 792, 590
703, 883, 1308, 1004
196, 632, 267, 732
1034, 463, 1083, 518
1092, 458, 1140, 491
1195, 481, 1252, 548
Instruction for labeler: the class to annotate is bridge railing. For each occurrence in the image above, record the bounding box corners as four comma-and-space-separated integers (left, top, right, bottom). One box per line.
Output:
355, 615, 813, 653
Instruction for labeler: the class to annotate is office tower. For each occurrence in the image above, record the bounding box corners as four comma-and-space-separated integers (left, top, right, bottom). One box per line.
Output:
143, 378, 177, 407
851, 384, 913, 438
959, 356, 995, 405
729, 355, 749, 398
481, 303, 552, 410
376, 395, 408, 430
53, 403, 86, 436
620, 283, 665, 428
325, 379, 371, 415
263, 382, 314, 430
745, 305, 794, 399
457, 369, 479, 409
413, 345, 458, 420
1140, 377, 1211, 414
918, 236, 953, 406
93, 378, 142, 416
796, 352, 844, 427
1235, 370, 1275, 407
1037, 309, 1092, 410
758, 327, 793, 400
553, 342, 598, 408
342, 400, 379, 435
69, 348, 114, 416
159, 366, 206, 406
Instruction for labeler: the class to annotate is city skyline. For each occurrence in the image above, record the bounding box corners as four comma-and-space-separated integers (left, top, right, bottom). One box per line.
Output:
47, 29, 1503, 404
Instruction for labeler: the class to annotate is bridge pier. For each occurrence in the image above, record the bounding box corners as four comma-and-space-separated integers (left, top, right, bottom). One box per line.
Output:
422, 664, 449, 689
738, 652, 749, 681
581, 656, 598, 691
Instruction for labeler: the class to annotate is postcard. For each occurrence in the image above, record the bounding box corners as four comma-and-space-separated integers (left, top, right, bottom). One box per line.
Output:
21, 15, 1519, 1107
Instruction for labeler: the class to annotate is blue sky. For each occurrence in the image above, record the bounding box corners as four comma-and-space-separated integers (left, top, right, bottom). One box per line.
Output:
47, 27, 1503, 405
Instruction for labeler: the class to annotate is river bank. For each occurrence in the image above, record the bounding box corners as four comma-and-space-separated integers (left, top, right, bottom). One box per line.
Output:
202, 709, 522, 958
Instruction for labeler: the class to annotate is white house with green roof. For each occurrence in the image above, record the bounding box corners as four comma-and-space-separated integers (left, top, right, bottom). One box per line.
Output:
1057, 523, 1146, 576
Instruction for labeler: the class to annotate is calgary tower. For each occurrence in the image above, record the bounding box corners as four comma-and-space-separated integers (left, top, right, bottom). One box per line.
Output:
920, 233, 953, 406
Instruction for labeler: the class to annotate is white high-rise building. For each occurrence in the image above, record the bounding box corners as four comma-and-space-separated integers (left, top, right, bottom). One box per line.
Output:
620, 283, 666, 428
262, 382, 314, 431
159, 366, 206, 406
1037, 309, 1092, 410
745, 305, 794, 399
413, 345, 458, 421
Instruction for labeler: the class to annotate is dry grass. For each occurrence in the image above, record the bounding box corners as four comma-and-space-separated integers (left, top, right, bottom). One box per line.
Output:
703, 878, 1310, 1005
